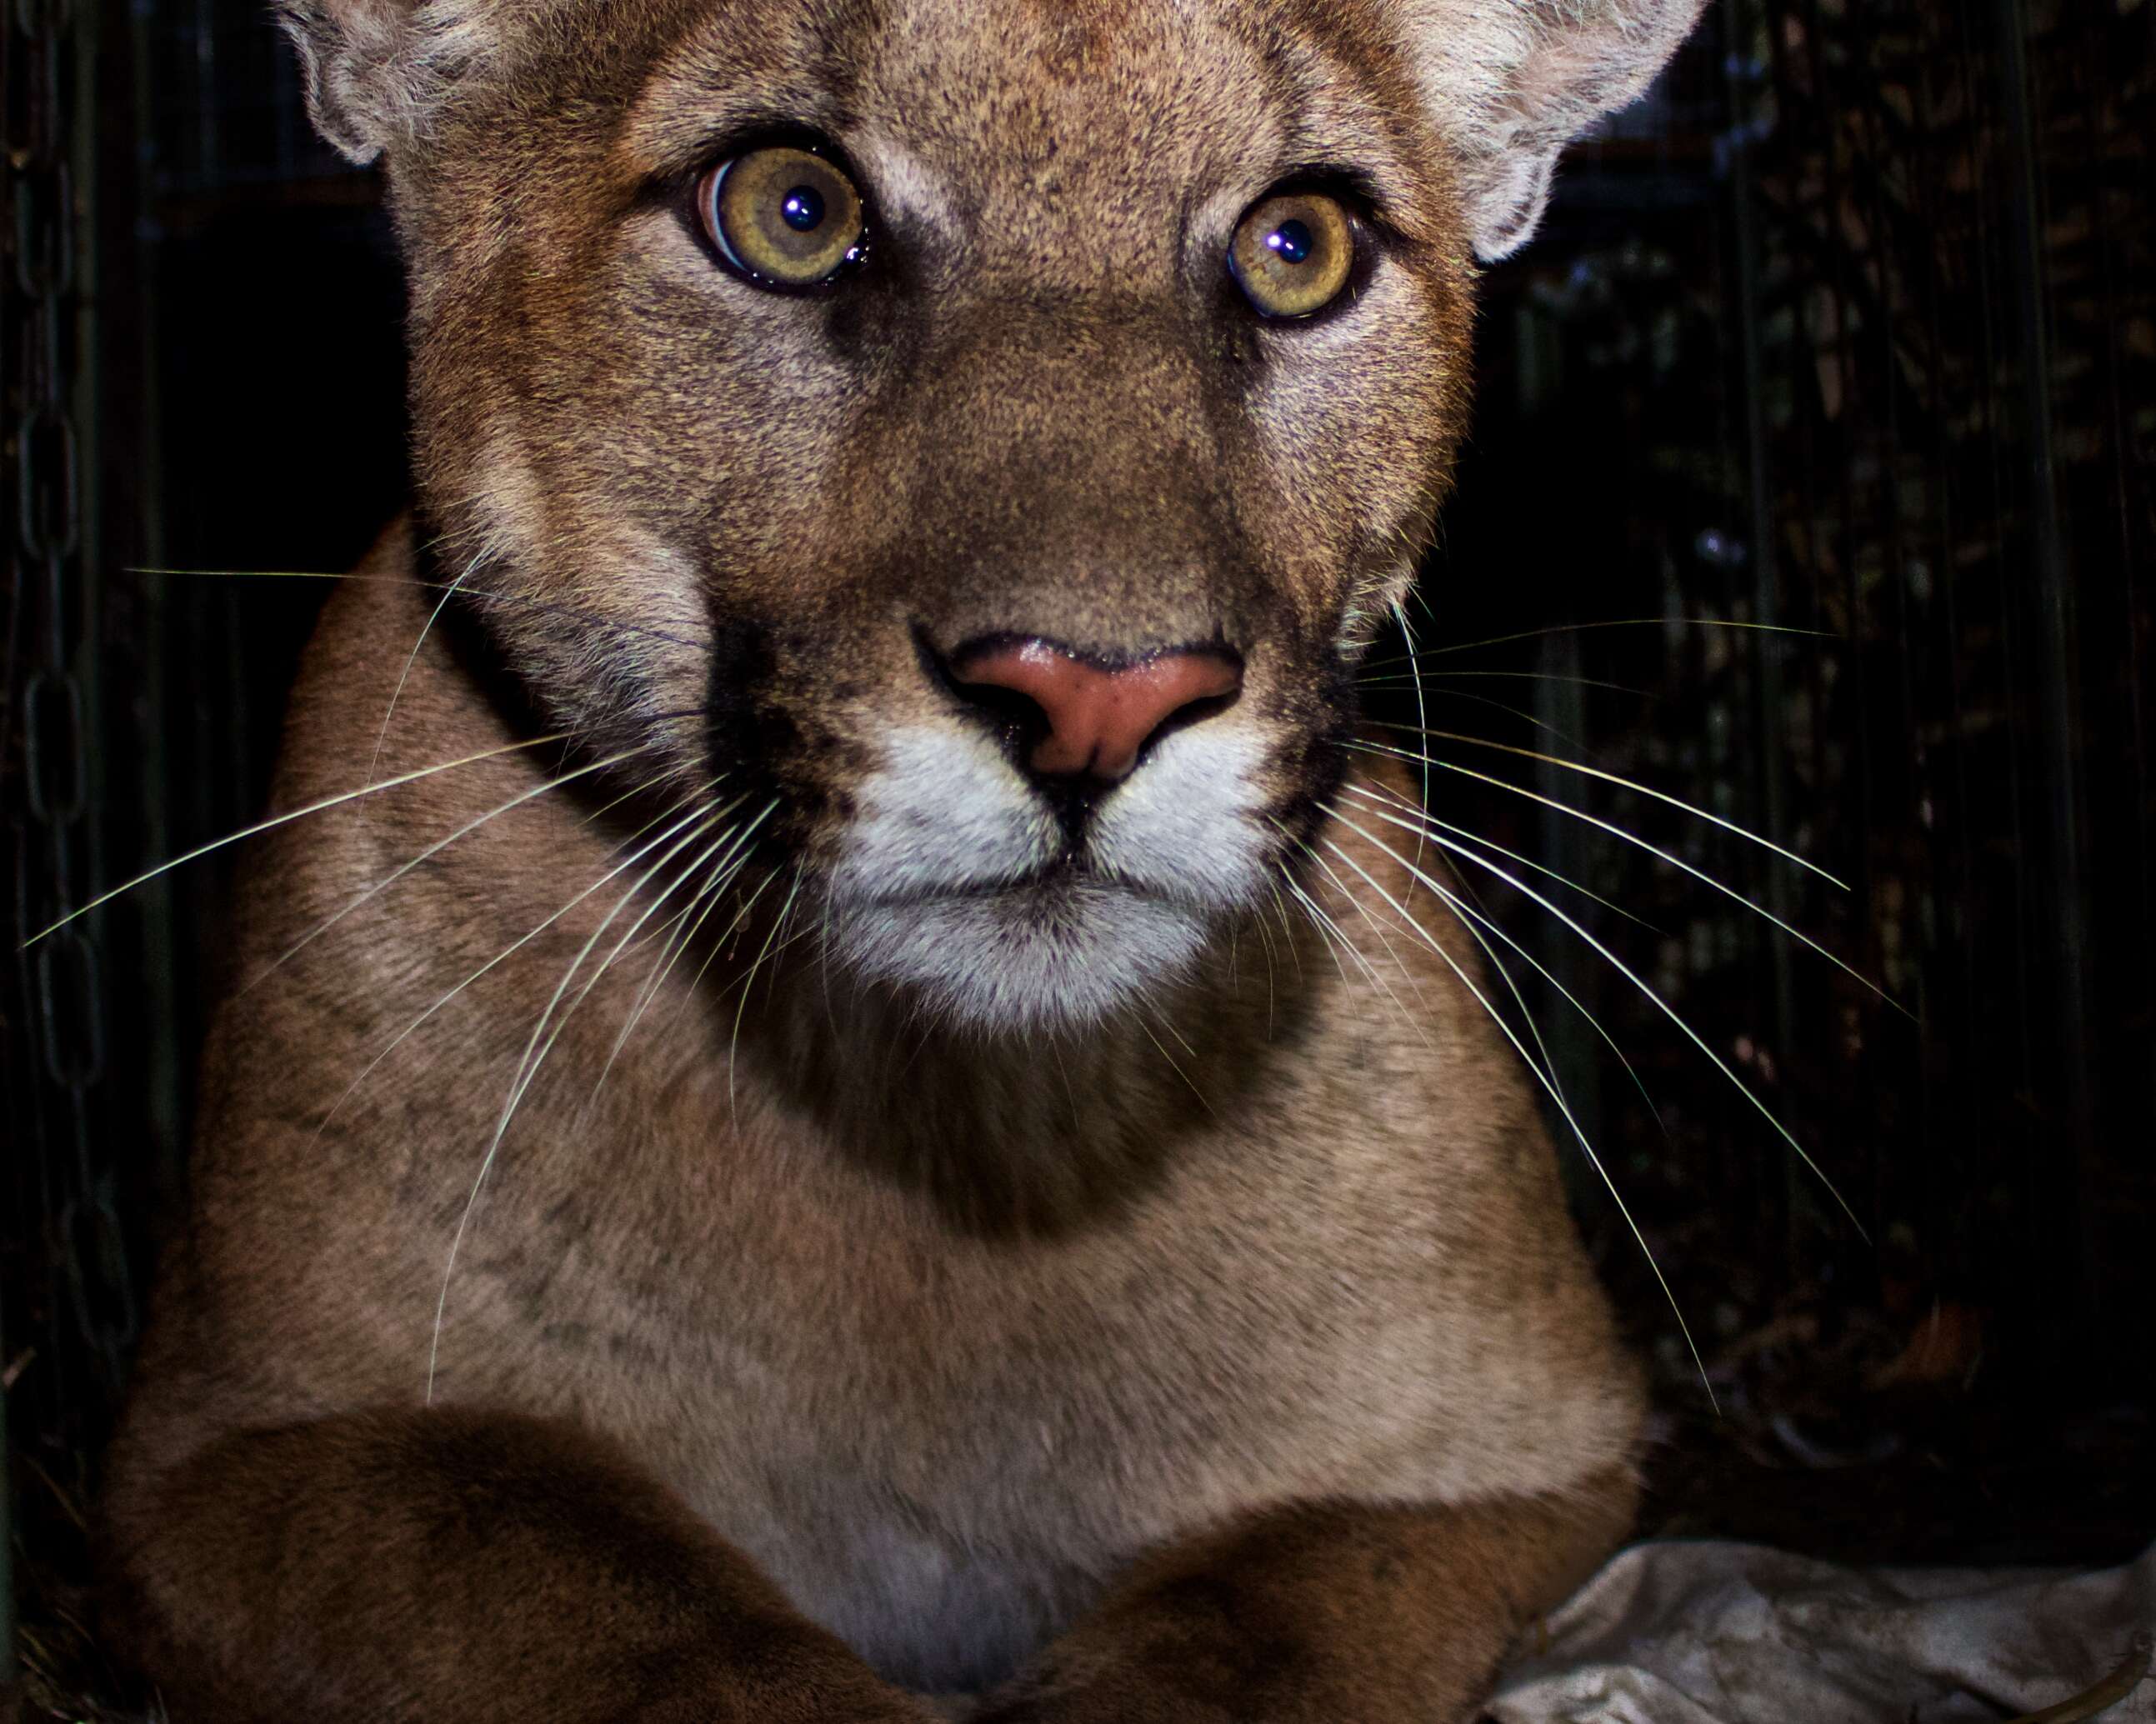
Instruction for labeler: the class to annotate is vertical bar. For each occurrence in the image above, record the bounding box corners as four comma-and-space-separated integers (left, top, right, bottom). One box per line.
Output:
1, 12, 19, 1692
1719, 0, 1803, 1258
1993, 0, 2098, 1346
1513, 296, 1611, 1177
1, 1287, 14, 1700
130, 0, 184, 1204
193, 0, 217, 191
1536, 626, 1604, 1161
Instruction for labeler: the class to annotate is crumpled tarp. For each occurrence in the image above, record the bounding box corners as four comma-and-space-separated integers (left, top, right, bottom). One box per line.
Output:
1489, 1539, 2156, 1723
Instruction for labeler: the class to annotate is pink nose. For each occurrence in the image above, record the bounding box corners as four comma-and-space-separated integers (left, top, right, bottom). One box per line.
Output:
950, 638, 1243, 782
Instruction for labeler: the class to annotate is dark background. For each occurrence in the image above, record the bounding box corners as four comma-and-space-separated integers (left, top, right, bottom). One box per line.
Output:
3, 0, 2151, 1713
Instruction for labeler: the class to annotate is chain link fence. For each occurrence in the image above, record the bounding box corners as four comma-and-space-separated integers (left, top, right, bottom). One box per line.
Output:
3, 0, 130, 1698
3, 0, 396, 1707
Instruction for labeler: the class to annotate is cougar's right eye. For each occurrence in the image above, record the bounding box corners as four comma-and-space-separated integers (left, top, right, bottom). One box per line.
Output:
698, 145, 867, 290
1229, 191, 1356, 320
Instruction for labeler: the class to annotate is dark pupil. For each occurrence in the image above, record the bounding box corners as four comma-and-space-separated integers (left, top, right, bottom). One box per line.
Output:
1266, 218, 1313, 266
781, 185, 826, 232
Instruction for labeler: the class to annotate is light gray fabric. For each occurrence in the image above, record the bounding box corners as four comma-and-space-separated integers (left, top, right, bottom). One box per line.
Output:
1491, 1539, 2156, 1723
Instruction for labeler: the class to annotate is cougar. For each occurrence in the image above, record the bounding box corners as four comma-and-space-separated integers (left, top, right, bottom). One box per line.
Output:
102, 0, 1706, 1717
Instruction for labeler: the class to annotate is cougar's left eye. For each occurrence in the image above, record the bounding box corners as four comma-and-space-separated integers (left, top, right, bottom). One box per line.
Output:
1228, 192, 1355, 320
699, 146, 866, 289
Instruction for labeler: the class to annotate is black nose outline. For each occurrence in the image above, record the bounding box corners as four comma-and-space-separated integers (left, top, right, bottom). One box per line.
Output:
915, 627, 1246, 845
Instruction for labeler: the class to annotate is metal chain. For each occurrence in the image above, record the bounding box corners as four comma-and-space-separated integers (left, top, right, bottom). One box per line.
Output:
5, 0, 133, 1402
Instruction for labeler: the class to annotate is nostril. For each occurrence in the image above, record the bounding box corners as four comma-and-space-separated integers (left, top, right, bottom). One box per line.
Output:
1152, 672, 1243, 740
945, 667, 1054, 746
1131, 655, 1244, 760
941, 635, 1243, 785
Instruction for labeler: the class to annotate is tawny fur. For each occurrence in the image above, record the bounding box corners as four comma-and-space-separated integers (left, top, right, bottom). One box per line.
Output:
103, 0, 1703, 1717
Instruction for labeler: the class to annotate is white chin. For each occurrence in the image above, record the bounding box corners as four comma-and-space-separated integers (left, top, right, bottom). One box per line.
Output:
829, 882, 1209, 1033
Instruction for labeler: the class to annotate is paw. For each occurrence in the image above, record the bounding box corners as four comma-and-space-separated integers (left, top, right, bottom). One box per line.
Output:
638, 1698, 939, 1724
633, 1698, 935, 1724
967, 1675, 1234, 1724
970, 1699, 1231, 1724
628, 1659, 945, 1724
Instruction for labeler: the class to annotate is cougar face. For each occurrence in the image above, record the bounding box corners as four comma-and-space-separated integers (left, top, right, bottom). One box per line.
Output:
373, 0, 1474, 1032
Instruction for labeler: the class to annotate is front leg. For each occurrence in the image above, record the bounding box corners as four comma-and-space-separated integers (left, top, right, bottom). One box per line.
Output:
103, 1404, 939, 1724
971, 1467, 1635, 1724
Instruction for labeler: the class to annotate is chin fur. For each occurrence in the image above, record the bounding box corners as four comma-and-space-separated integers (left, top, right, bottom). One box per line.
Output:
827, 882, 1211, 1033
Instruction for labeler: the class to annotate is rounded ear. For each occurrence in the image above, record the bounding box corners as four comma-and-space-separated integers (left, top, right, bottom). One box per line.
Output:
1387, 0, 1708, 261
278, 0, 500, 166
278, 0, 417, 164
1465, 145, 1561, 261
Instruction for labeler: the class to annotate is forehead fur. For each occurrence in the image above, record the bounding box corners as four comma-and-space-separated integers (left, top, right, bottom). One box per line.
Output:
598, 1, 1458, 273
293, 0, 1703, 258
379, 0, 1458, 244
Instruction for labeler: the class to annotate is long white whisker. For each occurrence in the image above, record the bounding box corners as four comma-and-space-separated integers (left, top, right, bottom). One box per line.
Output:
1408, 684, 1588, 748
1266, 883, 1307, 987
1366, 663, 1588, 748
672, 802, 782, 970
243, 744, 664, 993
367, 544, 491, 784
1248, 899, 1281, 1036
1310, 827, 1714, 1407
1276, 862, 1383, 998
581, 799, 776, 1112
1358, 667, 1652, 699
307, 792, 702, 1143
1390, 597, 1433, 875
500, 807, 745, 1127
1153, 1008, 1202, 1066
26, 733, 572, 945
1358, 723, 1846, 890
1320, 821, 1561, 1092
1290, 832, 1433, 1052
1334, 799, 1864, 1239
1347, 777, 1663, 934
1357, 614, 1832, 672
1322, 802, 1665, 1132
1137, 1012, 1217, 1121
691, 852, 785, 1024
122, 564, 705, 652
427, 794, 727, 1402
608, 810, 762, 1001
727, 865, 804, 1123
1342, 745, 1891, 1007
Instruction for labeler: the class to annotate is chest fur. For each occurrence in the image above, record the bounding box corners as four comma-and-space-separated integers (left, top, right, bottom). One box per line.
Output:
413, 1051, 1618, 1691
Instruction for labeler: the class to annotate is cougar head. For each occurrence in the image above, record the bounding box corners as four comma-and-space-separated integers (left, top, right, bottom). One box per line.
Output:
283, 0, 1702, 1034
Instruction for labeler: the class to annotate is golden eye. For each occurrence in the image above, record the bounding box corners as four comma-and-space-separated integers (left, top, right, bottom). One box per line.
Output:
699, 146, 866, 289
1228, 192, 1355, 320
